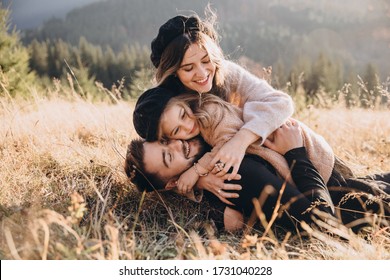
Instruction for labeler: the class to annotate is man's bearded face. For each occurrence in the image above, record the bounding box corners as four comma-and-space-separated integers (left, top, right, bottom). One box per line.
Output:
143, 136, 209, 183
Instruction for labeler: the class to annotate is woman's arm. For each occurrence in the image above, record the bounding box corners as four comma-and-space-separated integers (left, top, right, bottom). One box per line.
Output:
207, 61, 294, 179
225, 60, 294, 144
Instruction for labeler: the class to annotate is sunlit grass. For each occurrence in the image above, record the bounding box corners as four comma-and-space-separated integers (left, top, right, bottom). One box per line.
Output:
0, 85, 389, 260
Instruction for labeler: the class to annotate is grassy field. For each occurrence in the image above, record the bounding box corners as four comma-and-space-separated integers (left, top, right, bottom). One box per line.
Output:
0, 93, 389, 260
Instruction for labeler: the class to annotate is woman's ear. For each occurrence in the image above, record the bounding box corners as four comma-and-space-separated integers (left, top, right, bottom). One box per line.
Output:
164, 179, 177, 190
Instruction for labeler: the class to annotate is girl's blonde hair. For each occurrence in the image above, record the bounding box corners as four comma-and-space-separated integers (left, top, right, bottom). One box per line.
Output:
158, 92, 236, 140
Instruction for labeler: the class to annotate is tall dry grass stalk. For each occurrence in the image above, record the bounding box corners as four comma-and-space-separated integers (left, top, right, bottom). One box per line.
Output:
0, 91, 389, 260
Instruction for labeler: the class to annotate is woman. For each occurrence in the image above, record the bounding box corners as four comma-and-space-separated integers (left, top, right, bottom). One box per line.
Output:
133, 8, 294, 183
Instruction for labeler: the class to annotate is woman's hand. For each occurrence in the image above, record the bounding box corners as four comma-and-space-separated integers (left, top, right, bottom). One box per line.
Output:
209, 128, 258, 181
263, 119, 303, 155
197, 173, 242, 205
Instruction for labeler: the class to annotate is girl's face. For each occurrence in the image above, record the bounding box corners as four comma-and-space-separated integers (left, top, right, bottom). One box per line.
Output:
160, 103, 200, 140
176, 43, 216, 94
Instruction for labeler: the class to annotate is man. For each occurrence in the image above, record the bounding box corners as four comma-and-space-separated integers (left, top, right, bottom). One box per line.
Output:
125, 136, 245, 230
125, 133, 390, 233
125, 130, 338, 232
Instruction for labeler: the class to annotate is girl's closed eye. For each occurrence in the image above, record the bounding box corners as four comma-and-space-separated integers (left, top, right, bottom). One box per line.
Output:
173, 126, 180, 136
171, 108, 187, 138
181, 109, 187, 120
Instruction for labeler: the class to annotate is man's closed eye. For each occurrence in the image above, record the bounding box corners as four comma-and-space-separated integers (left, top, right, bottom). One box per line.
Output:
163, 150, 174, 168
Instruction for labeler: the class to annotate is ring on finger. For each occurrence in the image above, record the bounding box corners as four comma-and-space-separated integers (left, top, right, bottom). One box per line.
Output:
215, 161, 225, 171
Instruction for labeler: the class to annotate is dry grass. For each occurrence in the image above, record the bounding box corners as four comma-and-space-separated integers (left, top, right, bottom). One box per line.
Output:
296, 107, 390, 175
0, 92, 389, 260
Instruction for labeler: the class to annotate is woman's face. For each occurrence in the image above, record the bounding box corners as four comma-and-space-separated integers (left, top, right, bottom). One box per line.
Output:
176, 43, 216, 93
159, 103, 200, 140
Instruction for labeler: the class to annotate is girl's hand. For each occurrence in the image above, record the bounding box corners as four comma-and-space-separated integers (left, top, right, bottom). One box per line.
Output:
176, 167, 199, 194
209, 129, 257, 180
263, 119, 303, 155
197, 173, 242, 205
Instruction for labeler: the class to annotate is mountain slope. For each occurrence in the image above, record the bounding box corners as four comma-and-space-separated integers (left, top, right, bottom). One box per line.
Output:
17, 0, 390, 77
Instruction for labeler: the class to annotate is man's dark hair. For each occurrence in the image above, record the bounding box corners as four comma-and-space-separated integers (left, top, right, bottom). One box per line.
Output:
124, 138, 166, 192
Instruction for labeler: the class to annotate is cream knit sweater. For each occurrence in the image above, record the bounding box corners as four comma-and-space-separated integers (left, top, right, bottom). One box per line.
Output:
221, 60, 294, 144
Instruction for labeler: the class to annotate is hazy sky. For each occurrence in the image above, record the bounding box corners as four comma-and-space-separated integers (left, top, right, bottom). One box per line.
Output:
3, 0, 103, 29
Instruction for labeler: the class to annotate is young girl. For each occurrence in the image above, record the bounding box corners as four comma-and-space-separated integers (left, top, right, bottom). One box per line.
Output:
157, 92, 335, 195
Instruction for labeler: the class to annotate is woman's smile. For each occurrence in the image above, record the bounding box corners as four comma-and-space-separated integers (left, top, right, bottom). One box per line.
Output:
194, 75, 209, 86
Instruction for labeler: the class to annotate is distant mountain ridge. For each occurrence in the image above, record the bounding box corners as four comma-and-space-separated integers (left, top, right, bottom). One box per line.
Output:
18, 0, 390, 78
3, 0, 102, 29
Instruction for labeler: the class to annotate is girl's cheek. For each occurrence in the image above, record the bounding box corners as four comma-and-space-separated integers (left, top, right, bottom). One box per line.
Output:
165, 132, 187, 140
181, 133, 193, 140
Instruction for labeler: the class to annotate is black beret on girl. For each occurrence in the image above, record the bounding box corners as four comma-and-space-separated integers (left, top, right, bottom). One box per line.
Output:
133, 86, 180, 141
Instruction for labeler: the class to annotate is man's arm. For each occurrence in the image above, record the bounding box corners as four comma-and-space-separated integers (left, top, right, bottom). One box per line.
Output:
285, 147, 335, 215
227, 155, 334, 231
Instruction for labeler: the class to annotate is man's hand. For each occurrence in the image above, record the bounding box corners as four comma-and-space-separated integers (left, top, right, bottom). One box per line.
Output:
197, 173, 242, 205
264, 119, 303, 155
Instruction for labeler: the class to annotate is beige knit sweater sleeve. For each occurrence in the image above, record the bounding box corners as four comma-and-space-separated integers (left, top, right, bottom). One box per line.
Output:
224, 60, 294, 144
